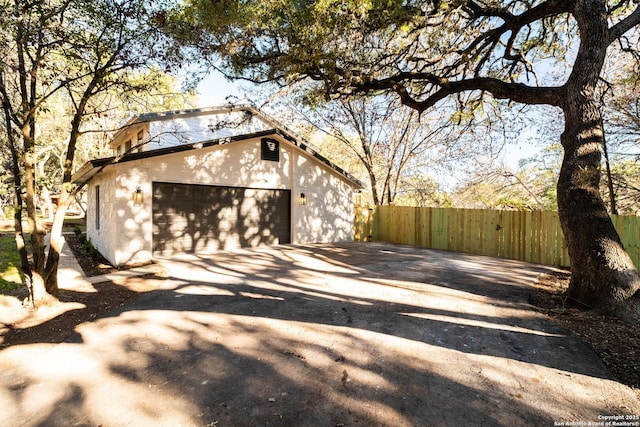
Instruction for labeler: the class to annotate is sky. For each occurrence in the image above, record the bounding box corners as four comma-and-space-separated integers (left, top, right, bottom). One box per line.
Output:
193, 71, 546, 175
194, 71, 248, 107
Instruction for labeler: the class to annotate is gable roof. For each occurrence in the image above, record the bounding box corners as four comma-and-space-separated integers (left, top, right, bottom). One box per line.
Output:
72, 107, 364, 189
111, 104, 298, 145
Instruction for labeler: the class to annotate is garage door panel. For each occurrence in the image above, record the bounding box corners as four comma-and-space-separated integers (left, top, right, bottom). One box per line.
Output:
153, 183, 290, 256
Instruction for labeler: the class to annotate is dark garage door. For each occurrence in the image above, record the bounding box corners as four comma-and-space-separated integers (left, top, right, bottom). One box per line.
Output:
152, 182, 291, 255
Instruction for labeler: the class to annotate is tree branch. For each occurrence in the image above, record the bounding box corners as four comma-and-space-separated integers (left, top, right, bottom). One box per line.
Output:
608, 5, 640, 43
357, 73, 562, 113
461, 0, 574, 68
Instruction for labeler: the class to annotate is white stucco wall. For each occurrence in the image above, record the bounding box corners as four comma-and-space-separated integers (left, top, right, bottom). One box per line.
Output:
144, 138, 291, 188
89, 135, 357, 266
292, 150, 355, 244
86, 169, 118, 264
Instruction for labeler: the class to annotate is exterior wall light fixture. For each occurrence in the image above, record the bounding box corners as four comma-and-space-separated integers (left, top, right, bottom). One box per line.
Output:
133, 187, 143, 206
298, 192, 307, 206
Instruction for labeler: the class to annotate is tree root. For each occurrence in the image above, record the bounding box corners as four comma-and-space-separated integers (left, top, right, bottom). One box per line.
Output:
613, 294, 640, 324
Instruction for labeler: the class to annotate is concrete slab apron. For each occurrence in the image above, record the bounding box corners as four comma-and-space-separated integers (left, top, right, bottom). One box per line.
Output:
1, 243, 638, 426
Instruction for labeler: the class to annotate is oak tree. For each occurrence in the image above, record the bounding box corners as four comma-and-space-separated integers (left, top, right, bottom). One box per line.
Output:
174, 0, 640, 319
0, 0, 176, 304
297, 94, 459, 205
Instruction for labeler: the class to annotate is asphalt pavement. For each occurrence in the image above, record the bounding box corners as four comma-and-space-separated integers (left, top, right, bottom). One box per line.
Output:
1, 242, 638, 426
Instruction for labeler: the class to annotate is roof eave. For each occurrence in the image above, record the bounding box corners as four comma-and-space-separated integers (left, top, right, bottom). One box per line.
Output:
71, 158, 113, 188
75, 118, 364, 190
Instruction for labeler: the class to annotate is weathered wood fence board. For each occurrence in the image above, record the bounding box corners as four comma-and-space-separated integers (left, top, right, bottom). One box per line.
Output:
355, 206, 640, 268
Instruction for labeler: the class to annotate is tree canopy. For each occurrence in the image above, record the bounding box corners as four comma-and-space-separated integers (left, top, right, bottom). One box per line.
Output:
0, 0, 184, 304
175, 1, 635, 106
294, 94, 460, 205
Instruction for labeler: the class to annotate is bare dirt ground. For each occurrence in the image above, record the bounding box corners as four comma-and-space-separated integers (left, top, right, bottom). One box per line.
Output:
0, 232, 157, 349
529, 271, 640, 390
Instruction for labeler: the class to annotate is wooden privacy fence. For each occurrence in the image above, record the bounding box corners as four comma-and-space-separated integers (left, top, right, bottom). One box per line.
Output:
354, 205, 640, 268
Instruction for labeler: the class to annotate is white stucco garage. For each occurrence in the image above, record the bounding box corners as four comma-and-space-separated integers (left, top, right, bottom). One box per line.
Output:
72, 105, 363, 266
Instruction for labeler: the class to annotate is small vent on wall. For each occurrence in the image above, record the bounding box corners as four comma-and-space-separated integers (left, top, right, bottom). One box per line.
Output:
261, 138, 280, 162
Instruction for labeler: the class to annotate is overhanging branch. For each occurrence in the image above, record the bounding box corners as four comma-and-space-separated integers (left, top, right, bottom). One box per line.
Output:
608, 5, 640, 43
355, 73, 563, 113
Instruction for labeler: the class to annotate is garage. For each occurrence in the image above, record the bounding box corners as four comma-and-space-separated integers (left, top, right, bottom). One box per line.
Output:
72, 106, 363, 266
152, 182, 291, 255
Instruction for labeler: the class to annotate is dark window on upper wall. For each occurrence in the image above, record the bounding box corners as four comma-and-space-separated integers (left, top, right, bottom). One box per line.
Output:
261, 138, 279, 162
137, 130, 144, 152
95, 186, 100, 230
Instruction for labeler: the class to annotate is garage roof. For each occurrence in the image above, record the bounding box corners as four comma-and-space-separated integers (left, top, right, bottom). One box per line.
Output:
72, 126, 365, 190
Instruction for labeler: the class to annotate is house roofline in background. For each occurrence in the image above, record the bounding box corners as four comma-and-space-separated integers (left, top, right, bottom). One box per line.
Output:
112, 104, 308, 146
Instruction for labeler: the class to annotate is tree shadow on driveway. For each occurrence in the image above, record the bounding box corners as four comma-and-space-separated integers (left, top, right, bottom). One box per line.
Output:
1, 242, 638, 426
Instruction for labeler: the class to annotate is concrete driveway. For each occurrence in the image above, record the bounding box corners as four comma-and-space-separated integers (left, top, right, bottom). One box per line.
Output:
1, 242, 638, 426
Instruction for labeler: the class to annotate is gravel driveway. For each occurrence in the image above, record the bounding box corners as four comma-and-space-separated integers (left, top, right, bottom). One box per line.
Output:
1, 242, 638, 426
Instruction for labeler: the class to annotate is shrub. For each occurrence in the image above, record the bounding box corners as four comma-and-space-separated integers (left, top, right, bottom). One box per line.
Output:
88, 245, 98, 260
82, 238, 100, 260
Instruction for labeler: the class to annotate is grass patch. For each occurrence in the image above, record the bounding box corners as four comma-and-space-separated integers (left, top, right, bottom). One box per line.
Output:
0, 215, 84, 291
63, 216, 86, 233
0, 235, 23, 291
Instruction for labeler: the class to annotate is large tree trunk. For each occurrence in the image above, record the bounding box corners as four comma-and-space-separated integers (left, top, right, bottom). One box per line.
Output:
43, 187, 74, 296
557, 107, 640, 315
43, 110, 86, 297
24, 142, 50, 305
557, 0, 640, 320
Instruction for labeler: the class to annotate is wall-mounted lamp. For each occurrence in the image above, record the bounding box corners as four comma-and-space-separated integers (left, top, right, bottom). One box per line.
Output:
298, 192, 307, 206
132, 187, 143, 206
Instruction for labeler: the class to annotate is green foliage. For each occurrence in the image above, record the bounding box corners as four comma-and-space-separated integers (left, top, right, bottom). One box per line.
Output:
174, 0, 408, 86
81, 237, 99, 260
173, 0, 597, 103
395, 174, 453, 208
88, 244, 98, 260
451, 163, 558, 211
0, 236, 24, 291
